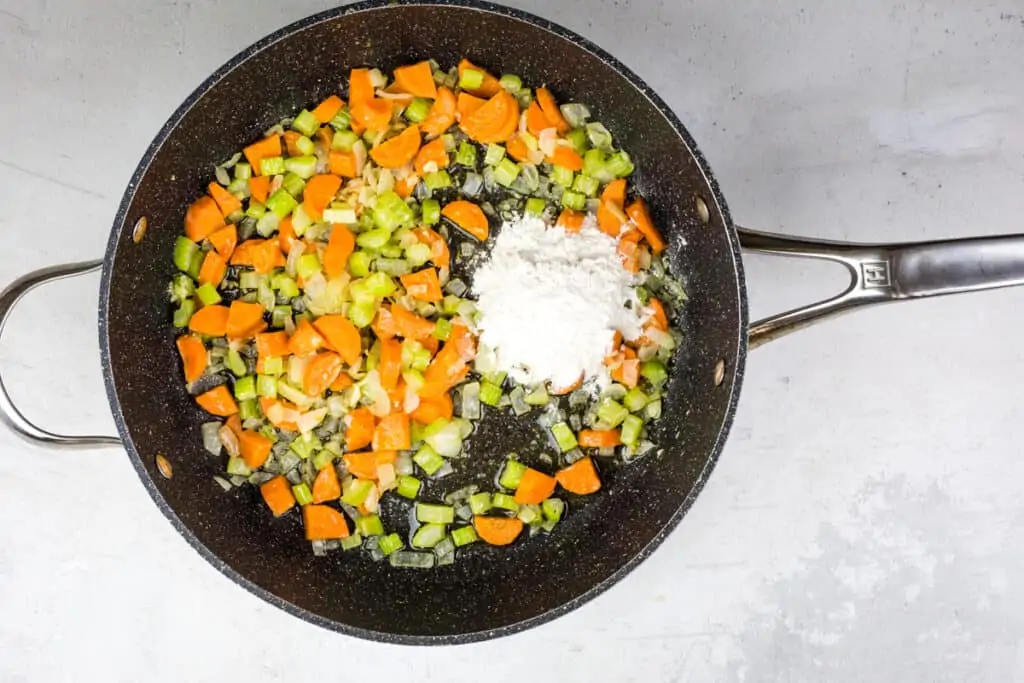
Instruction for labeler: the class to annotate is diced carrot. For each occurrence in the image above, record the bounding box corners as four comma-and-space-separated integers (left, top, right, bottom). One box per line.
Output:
647, 298, 669, 330
303, 504, 350, 540
348, 68, 374, 106
577, 429, 621, 448
225, 414, 243, 439
610, 352, 640, 388
441, 200, 489, 241
312, 94, 344, 124
549, 372, 583, 396
526, 101, 551, 137
372, 412, 411, 451
378, 337, 402, 391
413, 136, 449, 176
239, 430, 272, 469
598, 179, 627, 237
370, 125, 421, 169
249, 175, 271, 204
343, 451, 379, 480
252, 239, 284, 275
556, 456, 602, 494
473, 516, 523, 546
390, 304, 436, 341
176, 335, 207, 383
312, 464, 341, 503
283, 130, 303, 157
549, 146, 583, 171
303, 174, 342, 218
288, 319, 325, 357
198, 250, 227, 288
195, 385, 238, 417
400, 267, 443, 302
514, 467, 557, 505
412, 227, 450, 268
330, 372, 353, 392
277, 216, 297, 254
312, 315, 361, 364
421, 86, 456, 138
351, 97, 393, 133
556, 209, 585, 233
536, 86, 570, 133
344, 407, 375, 451
420, 323, 475, 398
225, 300, 265, 340
315, 125, 333, 149
256, 330, 290, 358
304, 352, 344, 396
460, 89, 519, 144
260, 397, 300, 432
261, 475, 296, 517
395, 175, 418, 198
410, 393, 453, 425
456, 92, 487, 121
184, 196, 225, 242
188, 305, 230, 336
243, 135, 282, 176
457, 59, 501, 98
616, 228, 643, 273
393, 61, 437, 98
207, 224, 237, 260
328, 150, 358, 178
625, 198, 666, 254
506, 133, 530, 162
372, 305, 399, 340
207, 182, 242, 217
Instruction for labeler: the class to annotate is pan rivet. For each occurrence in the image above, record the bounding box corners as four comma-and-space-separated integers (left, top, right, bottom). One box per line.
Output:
695, 196, 710, 224
713, 359, 725, 386
132, 216, 148, 243
156, 453, 173, 479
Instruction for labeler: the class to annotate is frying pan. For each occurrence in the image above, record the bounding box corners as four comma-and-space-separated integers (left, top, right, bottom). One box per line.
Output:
3, 0, 1023, 645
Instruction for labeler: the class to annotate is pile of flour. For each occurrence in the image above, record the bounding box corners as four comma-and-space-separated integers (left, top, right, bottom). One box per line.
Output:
471, 213, 644, 390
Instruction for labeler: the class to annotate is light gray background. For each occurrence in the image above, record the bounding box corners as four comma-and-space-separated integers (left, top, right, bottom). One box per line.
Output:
2, 1, 1023, 681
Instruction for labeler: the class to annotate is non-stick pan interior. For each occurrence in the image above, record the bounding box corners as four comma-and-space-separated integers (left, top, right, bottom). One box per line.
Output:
100, 0, 746, 643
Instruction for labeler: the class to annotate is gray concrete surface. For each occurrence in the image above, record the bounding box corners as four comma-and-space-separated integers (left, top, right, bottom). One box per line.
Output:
2, 1, 1024, 681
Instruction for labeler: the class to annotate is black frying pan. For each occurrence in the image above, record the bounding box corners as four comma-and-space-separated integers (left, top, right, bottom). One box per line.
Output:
2, 0, 1022, 645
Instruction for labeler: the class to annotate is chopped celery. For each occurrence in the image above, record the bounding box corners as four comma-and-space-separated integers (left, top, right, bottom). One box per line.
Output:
640, 360, 668, 386
347, 300, 377, 328
272, 274, 300, 299
173, 236, 200, 274
491, 492, 519, 512
518, 504, 542, 525
343, 479, 376, 507
397, 475, 421, 500
423, 170, 452, 190
550, 166, 574, 188
498, 73, 522, 93
226, 457, 251, 476
311, 449, 335, 471
623, 387, 649, 412
262, 356, 284, 375
226, 177, 249, 197
412, 523, 446, 549
582, 148, 614, 182
379, 244, 404, 258
560, 103, 591, 127
356, 513, 385, 536
405, 242, 431, 267
433, 317, 452, 341
606, 150, 634, 177
226, 348, 247, 377
332, 129, 359, 151
493, 158, 520, 187
597, 398, 629, 428
259, 424, 277, 442
551, 422, 578, 452
196, 283, 221, 306
290, 432, 320, 459
621, 414, 643, 446
378, 532, 404, 556
416, 503, 454, 525
245, 201, 267, 219
479, 381, 502, 406
413, 444, 445, 475
260, 156, 285, 175
585, 122, 613, 150
524, 197, 546, 216
356, 227, 390, 250
484, 143, 506, 166
296, 253, 321, 280
423, 418, 469, 458
256, 211, 280, 237
458, 68, 484, 90
172, 299, 195, 328
524, 385, 550, 406
571, 174, 600, 197
234, 162, 252, 180
645, 399, 663, 421
168, 273, 195, 303
265, 189, 298, 218
565, 128, 588, 154
340, 533, 363, 551
405, 97, 432, 123
363, 271, 397, 297
257, 375, 278, 399
499, 459, 526, 490
421, 198, 441, 225
542, 497, 565, 523
348, 250, 373, 277
468, 492, 492, 515
560, 189, 586, 211
455, 141, 478, 167
295, 135, 315, 156
282, 172, 305, 197
292, 482, 313, 506
329, 108, 351, 130
291, 109, 319, 137
374, 191, 415, 231
291, 203, 313, 235
234, 376, 257, 401
272, 305, 292, 328
238, 398, 259, 421
451, 525, 479, 547
284, 155, 318, 179
322, 204, 356, 224
239, 271, 261, 290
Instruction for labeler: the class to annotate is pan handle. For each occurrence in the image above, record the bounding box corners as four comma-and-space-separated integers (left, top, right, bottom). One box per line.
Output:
0, 261, 122, 449
738, 228, 1024, 349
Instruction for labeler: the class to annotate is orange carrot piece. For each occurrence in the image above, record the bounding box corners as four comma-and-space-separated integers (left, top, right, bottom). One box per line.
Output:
647, 298, 669, 330
400, 267, 443, 302
506, 133, 530, 162
207, 224, 237, 260
616, 228, 643, 273
378, 337, 402, 391
372, 412, 411, 451
225, 414, 243, 439
261, 475, 296, 516
474, 516, 523, 546
248, 175, 271, 204
303, 504, 350, 540
456, 92, 487, 121
260, 397, 300, 432
413, 136, 449, 176
243, 135, 282, 175
226, 300, 265, 340
288, 319, 325, 357
421, 86, 456, 138
549, 372, 583, 396
577, 429, 621, 448
343, 451, 379, 480
239, 430, 272, 469
525, 101, 551, 137
207, 182, 242, 217
420, 324, 475, 398
598, 179, 627, 237
549, 146, 583, 171
348, 68, 374, 106
395, 175, 418, 198
344, 407, 375, 452
256, 330, 290, 358
610, 353, 640, 388
195, 385, 238, 417
330, 372, 353, 392
625, 198, 666, 254
536, 86, 570, 133
312, 464, 342, 503
277, 216, 297, 254
313, 314, 362, 365
372, 306, 399, 341
393, 61, 437, 98
556, 456, 602, 495
369, 125, 421, 169
460, 89, 519, 144
441, 200, 489, 241
514, 467, 557, 505
312, 94, 344, 124
304, 352, 344, 396
350, 98, 393, 133
251, 239, 284, 275
198, 250, 227, 287
176, 335, 207, 383
390, 304, 436, 341
303, 174, 342, 218
410, 393, 453, 425
184, 196, 225, 242
412, 227, 450, 268
556, 209, 585, 233
283, 130, 303, 157
188, 305, 230, 336
328, 151, 358, 178
457, 59, 501, 98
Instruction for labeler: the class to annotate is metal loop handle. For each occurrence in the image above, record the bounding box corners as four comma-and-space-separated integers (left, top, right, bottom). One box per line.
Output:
739, 228, 1024, 348
0, 260, 122, 449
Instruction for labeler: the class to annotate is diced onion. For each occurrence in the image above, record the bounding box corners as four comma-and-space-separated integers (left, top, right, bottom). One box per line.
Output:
297, 408, 327, 435
461, 382, 481, 420
218, 425, 240, 458
538, 128, 557, 157
201, 422, 223, 455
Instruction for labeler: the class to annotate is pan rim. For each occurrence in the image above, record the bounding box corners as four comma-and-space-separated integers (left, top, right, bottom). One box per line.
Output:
98, 0, 749, 646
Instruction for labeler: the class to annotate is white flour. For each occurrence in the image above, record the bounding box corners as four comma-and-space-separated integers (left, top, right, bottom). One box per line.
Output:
471, 213, 644, 390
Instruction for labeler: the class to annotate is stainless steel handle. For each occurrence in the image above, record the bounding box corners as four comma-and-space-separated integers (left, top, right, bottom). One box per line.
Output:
0, 260, 121, 449
739, 228, 1024, 348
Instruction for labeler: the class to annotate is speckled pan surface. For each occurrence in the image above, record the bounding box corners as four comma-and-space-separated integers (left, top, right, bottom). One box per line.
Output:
97, 0, 748, 644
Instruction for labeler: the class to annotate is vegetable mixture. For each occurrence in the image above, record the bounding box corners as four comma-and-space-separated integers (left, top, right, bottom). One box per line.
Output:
169, 59, 684, 567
